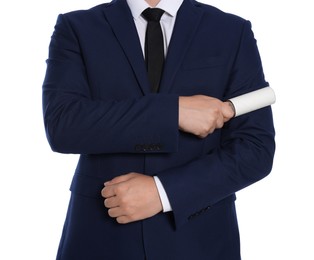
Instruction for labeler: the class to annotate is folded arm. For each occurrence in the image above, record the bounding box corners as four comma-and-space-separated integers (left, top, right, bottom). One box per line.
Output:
101, 20, 275, 227
101, 96, 236, 223
42, 15, 180, 155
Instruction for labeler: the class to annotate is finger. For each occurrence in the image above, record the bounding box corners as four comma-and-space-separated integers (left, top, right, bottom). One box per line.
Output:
116, 216, 132, 224
216, 116, 224, 129
223, 101, 235, 120
104, 197, 119, 208
101, 185, 115, 198
108, 207, 124, 218
105, 173, 137, 186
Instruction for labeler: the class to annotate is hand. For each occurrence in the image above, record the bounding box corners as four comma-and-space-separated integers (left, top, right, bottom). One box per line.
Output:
101, 173, 162, 224
178, 95, 234, 138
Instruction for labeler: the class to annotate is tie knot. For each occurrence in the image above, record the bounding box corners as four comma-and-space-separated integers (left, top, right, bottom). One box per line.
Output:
142, 8, 165, 22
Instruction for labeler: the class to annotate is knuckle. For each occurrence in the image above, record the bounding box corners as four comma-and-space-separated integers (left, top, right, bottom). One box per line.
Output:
212, 107, 220, 115
203, 125, 213, 135
126, 213, 137, 223
123, 205, 132, 214
114, 185, 125, 195
119, 196, 128, 206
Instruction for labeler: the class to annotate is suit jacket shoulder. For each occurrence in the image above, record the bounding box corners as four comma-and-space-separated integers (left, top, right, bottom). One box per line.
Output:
193, 0, 248, 28
58, 3, 109, 24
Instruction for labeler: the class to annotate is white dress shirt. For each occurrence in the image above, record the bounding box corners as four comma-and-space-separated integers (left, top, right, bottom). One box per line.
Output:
126, 0, 184, 58
126, 0, 183, 212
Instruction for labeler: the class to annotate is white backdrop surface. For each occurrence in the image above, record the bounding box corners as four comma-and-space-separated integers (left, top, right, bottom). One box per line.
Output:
0, 0, 313, 259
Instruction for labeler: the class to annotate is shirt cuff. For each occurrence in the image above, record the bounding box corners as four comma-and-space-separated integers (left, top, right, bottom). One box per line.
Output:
153, 176, 172, 212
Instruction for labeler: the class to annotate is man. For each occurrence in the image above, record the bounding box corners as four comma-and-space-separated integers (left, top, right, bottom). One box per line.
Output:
42, 0, 275, 259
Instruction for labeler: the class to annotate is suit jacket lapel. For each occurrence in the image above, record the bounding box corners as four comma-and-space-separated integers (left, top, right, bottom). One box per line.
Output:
103, 0, 150, 95
159, 0, 204, 93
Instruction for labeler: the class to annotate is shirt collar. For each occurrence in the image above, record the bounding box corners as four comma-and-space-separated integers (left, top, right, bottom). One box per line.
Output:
126, 0, 184, 20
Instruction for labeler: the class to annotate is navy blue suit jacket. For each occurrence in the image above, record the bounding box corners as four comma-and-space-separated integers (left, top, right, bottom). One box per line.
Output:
42, 0, 275, 259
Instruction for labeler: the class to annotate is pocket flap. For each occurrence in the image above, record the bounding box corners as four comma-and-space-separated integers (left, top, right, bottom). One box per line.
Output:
182, 56, 225, 70
70, 173, 104, 199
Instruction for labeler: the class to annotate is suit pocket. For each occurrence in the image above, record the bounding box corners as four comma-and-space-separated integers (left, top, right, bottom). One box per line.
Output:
182, 56, 225, 71
70, 173, 104, 199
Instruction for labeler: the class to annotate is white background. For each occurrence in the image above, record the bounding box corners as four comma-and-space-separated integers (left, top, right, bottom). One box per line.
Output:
0, 0, 313, 259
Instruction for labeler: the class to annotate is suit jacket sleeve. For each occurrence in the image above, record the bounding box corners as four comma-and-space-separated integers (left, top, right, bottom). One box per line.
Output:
157, 21, 276, 228
42, 14, 179, 154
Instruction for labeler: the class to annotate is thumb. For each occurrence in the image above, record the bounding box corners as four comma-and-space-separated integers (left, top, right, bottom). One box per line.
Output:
104, 172, 137, 186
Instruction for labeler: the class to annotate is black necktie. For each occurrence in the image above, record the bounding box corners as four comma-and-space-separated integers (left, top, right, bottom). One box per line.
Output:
142, 8, 165, 93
